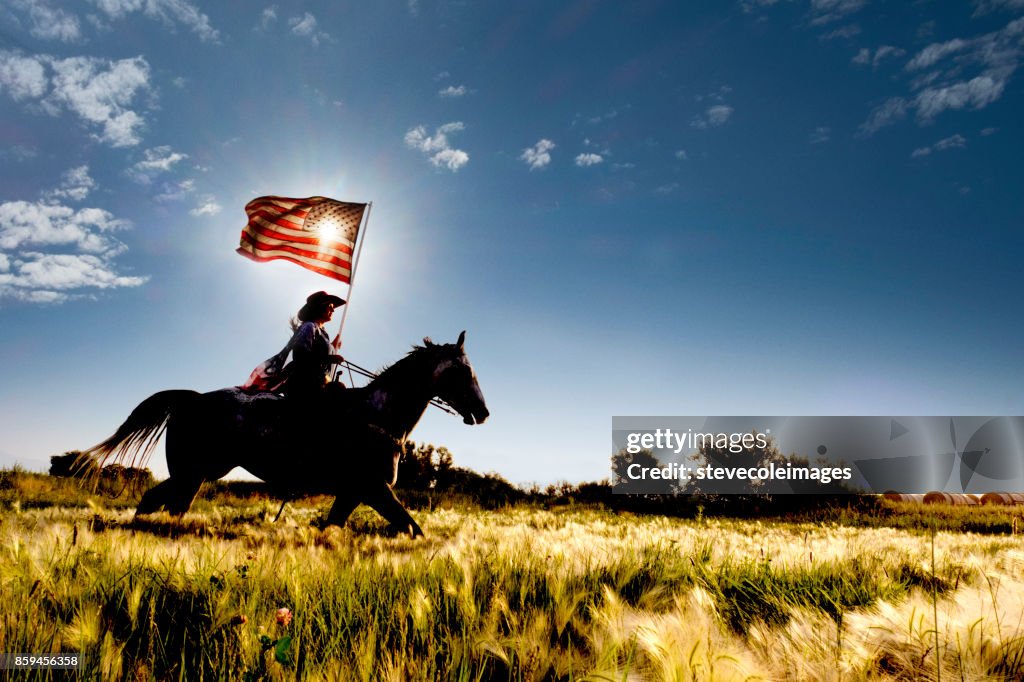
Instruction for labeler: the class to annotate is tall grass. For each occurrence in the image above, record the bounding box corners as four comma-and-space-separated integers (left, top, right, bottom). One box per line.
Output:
1, 502, 1023, 680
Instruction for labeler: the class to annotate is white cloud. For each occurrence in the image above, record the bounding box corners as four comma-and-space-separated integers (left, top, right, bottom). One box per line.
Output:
693, 87, 731, 103
128, 145, 188, 183
0, 200, 127, 254
0, 189, 145, 303
853, 45, 906, 67
586, 109, 621, 124
857, 96, 907, 136
190, 195, 221, 216
12, 0, 82, 42
741, 0, 780, 13
0, 145, 38, 161
691, 104, 734, 129
575, 153, 603, 167
44, 165, 96, 202
674, 149, 688, 160
439, 84, 467, 97
89, 0, 219, 42
0, 252, 147, 299
905, 39, 969, 71
437, 121, 464, 134
520, 139, 555, 170
914, 75, 1006, 122
934, 133, 967, 150
288, 12, 330, 44
820, 24, 861, 40
43, 55, 152, 147
154, 178, 194, 202
809, 0, 866, 26
707, 105, 733, 125
405, 124, 453, 152
809, 126, 831, 143
404, 122, 469, 171
0, 52, 48, 100
2, 288, 63, 303
860, 18, 1024, 130
260, 5, 277, 28
974, 0, 1024, 13
289, 12, 316, 35
655, 182, 679, 195
430, 149, 469, 171
873, 46, 906, 64
911, 133, 967, 158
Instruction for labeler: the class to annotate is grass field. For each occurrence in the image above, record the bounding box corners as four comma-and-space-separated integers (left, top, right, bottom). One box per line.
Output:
2, 470, 1024, 680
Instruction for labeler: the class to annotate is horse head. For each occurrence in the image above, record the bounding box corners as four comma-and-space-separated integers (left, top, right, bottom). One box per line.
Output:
424, 331, 489, 425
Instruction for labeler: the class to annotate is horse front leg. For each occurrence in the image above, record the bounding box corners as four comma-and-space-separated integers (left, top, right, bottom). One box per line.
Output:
364, 483, 423, 538
325, 493, 359, 528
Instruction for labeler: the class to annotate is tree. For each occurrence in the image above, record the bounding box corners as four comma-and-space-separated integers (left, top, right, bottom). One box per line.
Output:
49, 451, 98, 478
396, 442, 454, 491
611, 447, 677, 494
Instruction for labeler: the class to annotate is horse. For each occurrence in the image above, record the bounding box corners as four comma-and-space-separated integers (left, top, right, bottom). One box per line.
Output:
84, 332, 488, 537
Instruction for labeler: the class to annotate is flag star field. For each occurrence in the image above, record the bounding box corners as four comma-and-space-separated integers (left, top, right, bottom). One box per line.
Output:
1, 1, 1022, 485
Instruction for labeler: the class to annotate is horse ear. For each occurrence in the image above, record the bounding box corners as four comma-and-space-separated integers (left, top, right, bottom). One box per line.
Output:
423, 336, 433, 347
457, 330, 465, 349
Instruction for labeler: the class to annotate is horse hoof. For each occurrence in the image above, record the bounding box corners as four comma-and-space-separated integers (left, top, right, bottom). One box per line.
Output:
384, 523, 423, 538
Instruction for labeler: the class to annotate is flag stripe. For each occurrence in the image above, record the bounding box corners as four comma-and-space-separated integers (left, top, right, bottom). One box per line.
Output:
237, 247, 351, 281
236, 246, 351, 282
244, 196, 316, 212
240, 226, 353, 260
239, 231, 354, 271
247, 202, 310, 220
248, 209, 309, 232
237, 233, 354, 278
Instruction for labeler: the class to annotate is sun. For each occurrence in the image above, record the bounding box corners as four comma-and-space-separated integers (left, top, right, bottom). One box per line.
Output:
316, 218, 340, 242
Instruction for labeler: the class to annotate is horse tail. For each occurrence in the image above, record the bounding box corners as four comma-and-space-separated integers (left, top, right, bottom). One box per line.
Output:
86, 390, 201, 470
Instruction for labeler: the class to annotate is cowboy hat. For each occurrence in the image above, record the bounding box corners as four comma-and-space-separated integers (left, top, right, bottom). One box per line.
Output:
305, 291, 346, 307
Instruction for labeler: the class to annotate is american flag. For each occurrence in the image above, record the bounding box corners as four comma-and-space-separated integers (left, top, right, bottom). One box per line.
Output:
236, 196, 367, 283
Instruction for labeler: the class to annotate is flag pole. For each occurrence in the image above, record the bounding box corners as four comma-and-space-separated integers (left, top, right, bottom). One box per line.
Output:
332, 201, 372, 367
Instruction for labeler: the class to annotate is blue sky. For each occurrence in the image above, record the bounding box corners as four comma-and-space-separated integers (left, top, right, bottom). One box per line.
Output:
1, 0, 1022, 485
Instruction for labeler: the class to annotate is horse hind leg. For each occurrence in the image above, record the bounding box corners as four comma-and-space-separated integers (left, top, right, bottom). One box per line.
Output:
136, 479, 177, 516
158, 432, 234, 516
164, 477, 204, 515
135, 476, 204, 517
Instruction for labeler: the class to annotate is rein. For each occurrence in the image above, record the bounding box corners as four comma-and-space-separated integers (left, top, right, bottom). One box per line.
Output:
336, 359, 460, 417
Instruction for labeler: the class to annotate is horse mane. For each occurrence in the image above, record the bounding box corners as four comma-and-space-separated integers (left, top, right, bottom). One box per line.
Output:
366, 342, 452, 391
